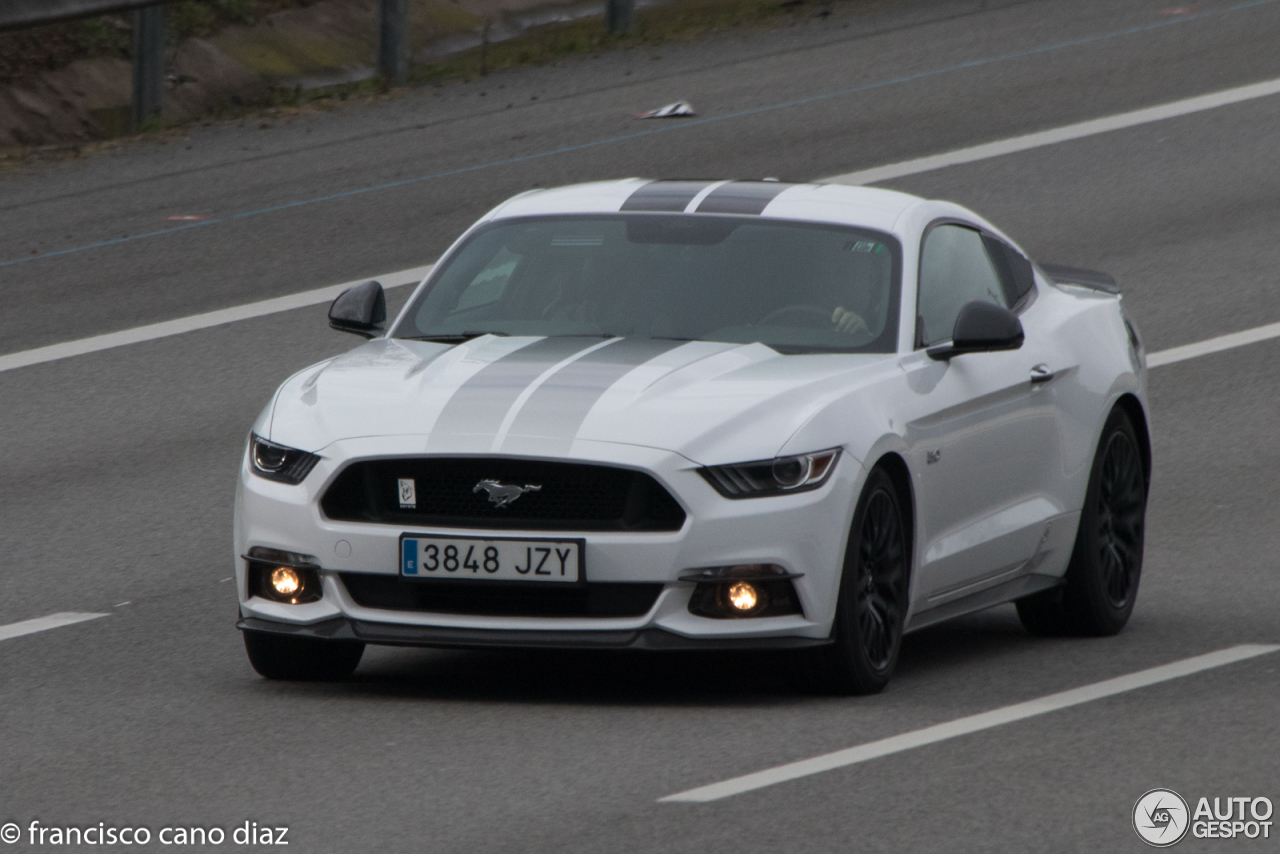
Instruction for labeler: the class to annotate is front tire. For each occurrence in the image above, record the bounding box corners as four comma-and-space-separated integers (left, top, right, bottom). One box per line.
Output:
243, 631, 365, 681
800, 467, 909, 695
1017, 406, 1146, 636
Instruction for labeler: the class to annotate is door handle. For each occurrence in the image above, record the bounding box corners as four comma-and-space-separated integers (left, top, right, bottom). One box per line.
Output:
1030, 364, 1055, 385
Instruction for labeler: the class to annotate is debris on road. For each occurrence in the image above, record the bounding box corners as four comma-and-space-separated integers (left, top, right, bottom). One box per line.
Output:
635, 101, 696, 118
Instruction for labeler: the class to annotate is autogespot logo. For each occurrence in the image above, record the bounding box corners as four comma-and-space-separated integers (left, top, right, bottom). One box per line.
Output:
1134, 789, 1191, 847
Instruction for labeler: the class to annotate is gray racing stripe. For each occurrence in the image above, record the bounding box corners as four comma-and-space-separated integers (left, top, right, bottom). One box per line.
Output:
431, 337, 601, 436
620, 180, 714, 212
506, 337, 684, 440
695, 181, 793, 215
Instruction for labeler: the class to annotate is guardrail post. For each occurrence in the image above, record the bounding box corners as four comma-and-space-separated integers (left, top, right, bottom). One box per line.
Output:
606, 0, 634, 33
379, 0, 408, 85
130, 4, 164, 132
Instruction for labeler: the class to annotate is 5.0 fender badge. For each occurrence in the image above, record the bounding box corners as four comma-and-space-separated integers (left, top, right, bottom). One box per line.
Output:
474, 479, 542, 508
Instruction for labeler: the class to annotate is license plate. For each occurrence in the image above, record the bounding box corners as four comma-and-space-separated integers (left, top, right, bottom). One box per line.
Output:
400, 534, 583, 583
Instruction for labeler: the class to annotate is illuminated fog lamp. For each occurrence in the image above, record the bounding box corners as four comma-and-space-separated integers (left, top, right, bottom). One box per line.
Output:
727, 581, 759, 612
270, 567, 301, 598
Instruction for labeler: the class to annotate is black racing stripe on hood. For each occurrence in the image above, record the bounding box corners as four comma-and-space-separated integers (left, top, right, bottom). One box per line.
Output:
431, 337, 601, 436
506, 338, 685, 440
620, 180, 714, 212
695, 181, 792, 215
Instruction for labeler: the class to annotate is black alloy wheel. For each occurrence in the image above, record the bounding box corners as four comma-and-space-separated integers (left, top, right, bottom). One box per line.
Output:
855, 485, 908, 671
1096, 424, 1145, 609
1017, 406, 1147, 636
800, 466, 909, 695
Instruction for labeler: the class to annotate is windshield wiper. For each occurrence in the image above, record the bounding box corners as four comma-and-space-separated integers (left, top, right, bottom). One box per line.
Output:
402, 331, 510, 342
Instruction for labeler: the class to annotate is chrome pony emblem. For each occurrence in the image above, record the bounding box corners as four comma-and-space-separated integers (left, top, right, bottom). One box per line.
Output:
473, 479, 542, 508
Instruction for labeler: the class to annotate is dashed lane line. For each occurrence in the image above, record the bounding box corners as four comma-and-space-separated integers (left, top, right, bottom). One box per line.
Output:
0, 612, 109, 643
659, 643, 1280, 803
0, 265, 433, 375
820, 75, 1280, 186
1145, 320, 1280, 368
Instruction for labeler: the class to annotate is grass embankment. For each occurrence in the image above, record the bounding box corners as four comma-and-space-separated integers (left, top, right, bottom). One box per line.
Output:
0, 1, 318, 84
226, 0, 848, 115
413, 0, 841, 82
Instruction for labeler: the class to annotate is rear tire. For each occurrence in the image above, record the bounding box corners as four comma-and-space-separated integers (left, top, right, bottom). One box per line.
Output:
243, 631, 364, 681
1017, 406, 1146, 636
799, 467, 909, 695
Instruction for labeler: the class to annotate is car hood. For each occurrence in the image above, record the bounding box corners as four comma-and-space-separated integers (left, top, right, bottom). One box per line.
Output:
268, 336, 894, 464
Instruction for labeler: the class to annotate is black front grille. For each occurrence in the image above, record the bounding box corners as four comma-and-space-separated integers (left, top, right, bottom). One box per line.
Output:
339, 573, 664, 618
321, 457, 686, 532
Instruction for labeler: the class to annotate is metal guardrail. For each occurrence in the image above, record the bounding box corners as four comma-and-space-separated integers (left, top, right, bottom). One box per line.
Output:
0, 0, 180, 31
2, 0, 635, 134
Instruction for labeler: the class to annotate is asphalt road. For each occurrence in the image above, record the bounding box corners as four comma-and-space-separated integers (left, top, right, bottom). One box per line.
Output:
2, 0, 1279, 850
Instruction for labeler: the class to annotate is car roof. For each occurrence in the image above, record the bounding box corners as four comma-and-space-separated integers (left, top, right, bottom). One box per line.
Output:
485, 179, 924, 235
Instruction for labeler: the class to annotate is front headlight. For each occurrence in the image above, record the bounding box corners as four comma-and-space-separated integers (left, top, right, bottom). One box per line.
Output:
249, 434, 320, 484
699, 448, 841, 498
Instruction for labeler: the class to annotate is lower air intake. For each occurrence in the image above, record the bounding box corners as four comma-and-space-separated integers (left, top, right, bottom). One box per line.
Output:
339, 573, 664, 618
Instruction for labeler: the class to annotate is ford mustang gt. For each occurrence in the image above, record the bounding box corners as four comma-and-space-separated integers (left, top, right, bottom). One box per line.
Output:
234, 178, 1150, 694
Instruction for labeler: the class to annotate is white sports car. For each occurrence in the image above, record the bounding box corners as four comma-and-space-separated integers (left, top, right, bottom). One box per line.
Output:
235, 179, 1150, 693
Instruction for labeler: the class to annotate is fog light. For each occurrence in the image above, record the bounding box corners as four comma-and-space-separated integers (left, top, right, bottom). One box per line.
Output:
270, 567, 301, 597
686, 572, 803, 620
727, 581, 759, 612
245, 548, 322, 604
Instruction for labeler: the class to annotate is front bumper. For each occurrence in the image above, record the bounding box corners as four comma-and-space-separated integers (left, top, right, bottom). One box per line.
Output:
234, 435, 865, 643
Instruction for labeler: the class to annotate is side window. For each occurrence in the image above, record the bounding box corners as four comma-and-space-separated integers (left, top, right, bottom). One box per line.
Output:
981, 235, 1036, 306
454, 247, 521, 311
917, 224, 1007, 347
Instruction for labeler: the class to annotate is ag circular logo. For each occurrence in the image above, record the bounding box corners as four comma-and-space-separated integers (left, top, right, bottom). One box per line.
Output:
1134, 788, 1191, 847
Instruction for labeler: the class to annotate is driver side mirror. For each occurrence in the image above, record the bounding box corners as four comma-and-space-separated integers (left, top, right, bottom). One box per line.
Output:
329, 280, 386, 339
927, 300, 1024, 361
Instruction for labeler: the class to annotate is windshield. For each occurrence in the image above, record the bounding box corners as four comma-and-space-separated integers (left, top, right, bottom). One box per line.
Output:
393, 214, 901, 353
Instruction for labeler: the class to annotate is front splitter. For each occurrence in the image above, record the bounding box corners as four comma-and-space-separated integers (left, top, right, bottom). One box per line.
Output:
237, 615, 831, 652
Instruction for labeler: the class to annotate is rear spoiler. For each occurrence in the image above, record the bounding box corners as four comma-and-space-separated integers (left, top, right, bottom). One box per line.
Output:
1040, 264, 1119, 295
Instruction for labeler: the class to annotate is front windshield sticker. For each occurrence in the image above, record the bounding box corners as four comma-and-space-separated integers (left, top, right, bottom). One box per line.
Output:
551, 236, 604, 246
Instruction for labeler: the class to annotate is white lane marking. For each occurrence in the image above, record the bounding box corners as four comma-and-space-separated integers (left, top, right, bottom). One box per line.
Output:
0, 612, 109, 643
1145, 320, 1280, 368
660, 643, 1279, 803
820, 76, 1280, 186
0, 265, 434, 375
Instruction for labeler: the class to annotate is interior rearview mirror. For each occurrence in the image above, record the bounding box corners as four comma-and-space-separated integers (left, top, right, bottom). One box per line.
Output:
329, 280, 386, 338
927, 300, 1024, 361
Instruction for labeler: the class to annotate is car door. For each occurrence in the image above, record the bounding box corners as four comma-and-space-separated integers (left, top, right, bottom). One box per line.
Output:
899, 223, 1067, 608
